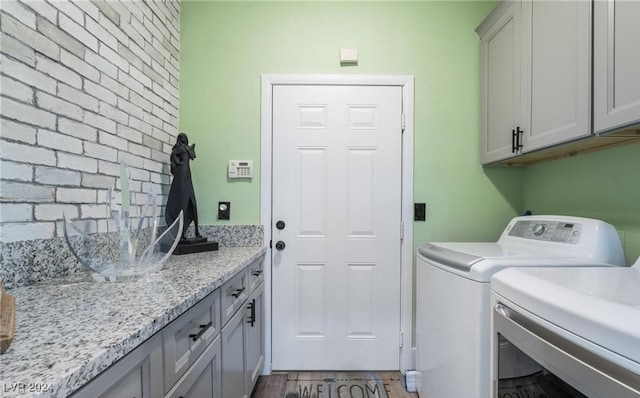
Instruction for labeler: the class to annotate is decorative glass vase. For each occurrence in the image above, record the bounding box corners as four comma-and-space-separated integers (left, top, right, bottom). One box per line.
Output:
64, 163, 183, 282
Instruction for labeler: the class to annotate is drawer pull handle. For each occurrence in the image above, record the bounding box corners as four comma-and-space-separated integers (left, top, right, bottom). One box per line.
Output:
189, 321, 213, 341
229, 287, 245, 298
252, 270, 263, 277
246, 298, 256, 327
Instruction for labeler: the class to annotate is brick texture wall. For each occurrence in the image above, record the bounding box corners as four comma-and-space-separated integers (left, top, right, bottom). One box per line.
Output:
0, 0, 180, 242
0, 0, 180, 287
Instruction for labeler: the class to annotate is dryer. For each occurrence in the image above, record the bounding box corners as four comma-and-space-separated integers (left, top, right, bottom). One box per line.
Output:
416, 215, 625, 398
490, 257, 640, 397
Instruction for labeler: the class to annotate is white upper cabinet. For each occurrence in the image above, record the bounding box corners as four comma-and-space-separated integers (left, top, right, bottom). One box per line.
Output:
478, 0, 592, 165
478, 1, 522, 164
593, 0, 640, 133
522, 0, 591, 152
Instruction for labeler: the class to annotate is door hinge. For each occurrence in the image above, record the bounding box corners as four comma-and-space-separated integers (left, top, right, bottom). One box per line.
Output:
401, 114, 406, 132
400, 222, 405, 240
399, 331, 404, 348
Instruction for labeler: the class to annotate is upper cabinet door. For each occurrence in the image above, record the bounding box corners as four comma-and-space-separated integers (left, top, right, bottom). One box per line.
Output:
522, 0, 592, 152
478, 1, 523, 164
594, 0, 640, 133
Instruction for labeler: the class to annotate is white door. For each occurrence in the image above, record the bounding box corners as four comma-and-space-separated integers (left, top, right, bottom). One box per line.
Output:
271, 84, 403, 370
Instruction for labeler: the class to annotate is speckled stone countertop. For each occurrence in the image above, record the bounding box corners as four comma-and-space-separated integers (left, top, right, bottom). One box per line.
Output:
0, 246, 267, 398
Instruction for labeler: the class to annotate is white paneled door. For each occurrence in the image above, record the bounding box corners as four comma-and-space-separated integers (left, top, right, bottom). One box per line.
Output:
271, 85, 403, 370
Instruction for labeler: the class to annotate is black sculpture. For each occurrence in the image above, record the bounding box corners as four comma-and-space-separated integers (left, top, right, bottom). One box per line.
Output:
166, 133, 201, 240
164, 133, 217, 254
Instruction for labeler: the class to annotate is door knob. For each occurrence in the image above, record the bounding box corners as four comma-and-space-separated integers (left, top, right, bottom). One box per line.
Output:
276, 220, 286, 230
275, 241, 286, 251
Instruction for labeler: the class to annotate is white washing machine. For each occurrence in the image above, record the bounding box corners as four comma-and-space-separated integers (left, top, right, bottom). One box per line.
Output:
491, 257, 640, 398
416, 215, 625, 398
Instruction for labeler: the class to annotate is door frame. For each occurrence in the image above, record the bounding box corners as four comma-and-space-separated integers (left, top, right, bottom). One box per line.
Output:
260, 74, 415, 373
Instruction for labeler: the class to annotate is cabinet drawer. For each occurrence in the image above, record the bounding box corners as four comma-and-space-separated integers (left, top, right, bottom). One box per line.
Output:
247, 257, 264, 294
162, 290, 221, 394
221, 270, 248, 325
165, 336, 222, 398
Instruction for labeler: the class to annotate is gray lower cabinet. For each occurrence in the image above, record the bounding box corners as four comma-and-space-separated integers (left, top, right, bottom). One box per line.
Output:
244, 282, 264, 395
162, 290, 221, 395
246, 259, 263, 293
221, 279, 265, 398
221, 269, 248, 326
71, 257, 265, 398
165, 336, 222, 398
221, 305, 246, 398
71, 334, 163, 398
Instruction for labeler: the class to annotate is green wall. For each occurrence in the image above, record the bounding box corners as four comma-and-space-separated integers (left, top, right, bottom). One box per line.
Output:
523, 142, 640, 265
180, 0, 523, 249
180, 2, 639, 266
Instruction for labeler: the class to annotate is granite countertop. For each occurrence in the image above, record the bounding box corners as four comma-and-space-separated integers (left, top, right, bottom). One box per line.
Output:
0, 246, 267, 398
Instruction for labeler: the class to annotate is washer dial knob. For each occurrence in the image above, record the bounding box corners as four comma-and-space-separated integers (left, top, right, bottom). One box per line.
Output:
533, 223, 546, 236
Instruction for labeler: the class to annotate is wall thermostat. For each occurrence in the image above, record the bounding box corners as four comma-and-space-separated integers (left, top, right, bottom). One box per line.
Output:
228, 160, 253, 179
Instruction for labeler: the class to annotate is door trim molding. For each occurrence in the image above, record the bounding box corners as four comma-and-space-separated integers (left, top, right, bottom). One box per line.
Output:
260, 74, 415, 372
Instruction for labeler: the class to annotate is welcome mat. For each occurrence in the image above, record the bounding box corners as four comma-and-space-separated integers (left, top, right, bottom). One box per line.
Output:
282, 372, 413, 398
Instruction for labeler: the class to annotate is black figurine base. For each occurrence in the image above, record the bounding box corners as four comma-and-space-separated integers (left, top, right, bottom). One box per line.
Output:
170, 237, 219, 255
180, 236, 207, 245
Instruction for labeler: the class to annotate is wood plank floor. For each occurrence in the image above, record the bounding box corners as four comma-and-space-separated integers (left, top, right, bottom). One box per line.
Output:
251, 372, 418, 398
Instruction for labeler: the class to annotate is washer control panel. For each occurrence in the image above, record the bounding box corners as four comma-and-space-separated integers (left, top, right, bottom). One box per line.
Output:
508, 220, 582, 243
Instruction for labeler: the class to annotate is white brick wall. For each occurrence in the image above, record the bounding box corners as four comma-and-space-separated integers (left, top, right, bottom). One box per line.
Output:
1, 75, 34, 103
0, 203, 32, 222
2, 96, 57, 129
1, 0, 180, 243
36, 54, 83, 89
58, 117, 97, 141
1, 118, 37, 144
1, 160, 33, 181
35, 203, 79, 221
34, 166, 81, 186
37, 129, 84, 154
1, 140, 57, 165
0, 222, 55, 241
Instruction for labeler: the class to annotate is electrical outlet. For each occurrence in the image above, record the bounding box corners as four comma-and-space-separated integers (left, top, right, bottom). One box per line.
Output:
414, 203, 426, 221
218, 202, 230, 220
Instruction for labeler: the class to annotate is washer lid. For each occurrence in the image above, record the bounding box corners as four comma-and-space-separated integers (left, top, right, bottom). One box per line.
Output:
417, 243, 485, 271
492, 266, 640, 366
418, 241, 616, 282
